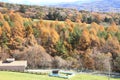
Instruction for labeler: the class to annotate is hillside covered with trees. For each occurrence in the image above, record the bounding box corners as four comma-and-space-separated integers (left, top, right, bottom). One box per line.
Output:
0, 2, 120, 25
0, 2, 120, 72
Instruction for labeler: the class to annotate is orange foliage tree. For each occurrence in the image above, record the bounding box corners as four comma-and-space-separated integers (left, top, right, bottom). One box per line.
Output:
80, 28, 91, 50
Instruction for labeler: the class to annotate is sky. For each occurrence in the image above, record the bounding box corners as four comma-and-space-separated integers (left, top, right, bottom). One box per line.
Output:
0, 0, 96, 5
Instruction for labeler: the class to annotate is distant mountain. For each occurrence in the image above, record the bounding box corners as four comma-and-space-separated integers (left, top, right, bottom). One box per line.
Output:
1, 0, 120, 12
54, 0, 120, 12
0, 0, 93, 5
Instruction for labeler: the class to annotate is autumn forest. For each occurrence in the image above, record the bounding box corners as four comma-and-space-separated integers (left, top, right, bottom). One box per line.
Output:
0, 2, 120, 73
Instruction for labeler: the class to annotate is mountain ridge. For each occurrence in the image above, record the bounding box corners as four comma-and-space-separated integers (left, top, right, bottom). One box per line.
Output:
54, 0, 120, 12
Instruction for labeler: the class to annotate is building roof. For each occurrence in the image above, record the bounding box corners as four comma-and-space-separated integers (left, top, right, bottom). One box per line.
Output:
0, 61, 27, 67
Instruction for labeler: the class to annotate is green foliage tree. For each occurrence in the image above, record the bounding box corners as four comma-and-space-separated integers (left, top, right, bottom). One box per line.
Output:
19, 5, 26, 13
68, 26, 82, 49
56, 40, 67, 56
116, 32, 120, 42
33, 28, 40, 38
97, 31, 108, 39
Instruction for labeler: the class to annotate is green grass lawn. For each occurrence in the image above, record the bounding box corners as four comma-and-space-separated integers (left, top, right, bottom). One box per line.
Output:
0, 71, 120, 80
33, 19, 64, 23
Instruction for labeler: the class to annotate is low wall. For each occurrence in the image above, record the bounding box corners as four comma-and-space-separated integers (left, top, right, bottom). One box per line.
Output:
0, 66, 25, 72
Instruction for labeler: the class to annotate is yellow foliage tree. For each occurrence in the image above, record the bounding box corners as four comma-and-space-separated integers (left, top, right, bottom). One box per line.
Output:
14, 21, 25, 37
99, 25, 105, 31
4, 14, 10, 21
90, 28, 97, 36
107, 33, 112, 40
40, 27, 50, 38
10, 13, 23, 25
26, 26, 33, 37
50, 28, 59, 44
91, 22, 99, 31
0, 12, 4, 20
37, 20, 45, 30
0, 27, 2, 36
59, 23, 65, 30
2, 21, 11, 33
75, 12, 82, 23
99, 38, 105, 47
80, 22, 88, 28
107, 22, 118, 32
10, 21, 25, 45
83, 52, 95, 70
80, 28, 91, 50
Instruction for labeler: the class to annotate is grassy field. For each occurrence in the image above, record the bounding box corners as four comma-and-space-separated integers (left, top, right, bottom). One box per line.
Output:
0, 71, 120, 80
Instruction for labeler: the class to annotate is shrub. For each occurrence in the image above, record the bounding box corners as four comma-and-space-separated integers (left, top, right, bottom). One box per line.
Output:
52, 56, 67, 69
92, 52, 111, 71
113, 54, 120, 72
12, 45, 53, 69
